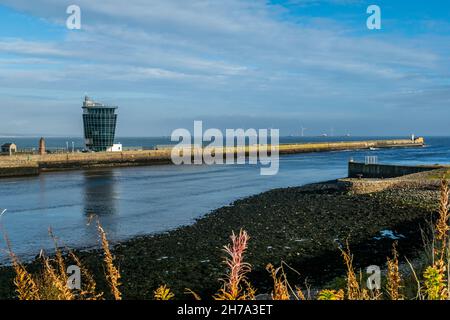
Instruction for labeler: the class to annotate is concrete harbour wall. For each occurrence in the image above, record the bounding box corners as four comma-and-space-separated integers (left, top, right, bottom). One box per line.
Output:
0, 164, 39, 178
348, 161, 441, 179
0, 138, 425, 178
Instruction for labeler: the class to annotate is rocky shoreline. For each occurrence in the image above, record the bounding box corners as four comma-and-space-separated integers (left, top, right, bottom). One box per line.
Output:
0, 175, 442, 299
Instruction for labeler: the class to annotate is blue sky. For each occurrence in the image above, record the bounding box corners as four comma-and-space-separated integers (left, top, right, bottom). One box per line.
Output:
0, 0, 449, 136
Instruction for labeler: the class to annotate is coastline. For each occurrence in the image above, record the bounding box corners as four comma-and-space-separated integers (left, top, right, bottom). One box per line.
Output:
0, 172, 441, 299
0, 138, 424, 178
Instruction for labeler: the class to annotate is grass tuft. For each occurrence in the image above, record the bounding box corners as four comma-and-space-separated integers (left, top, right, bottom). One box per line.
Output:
214, 229, 254, 300
98, 224, 122, 300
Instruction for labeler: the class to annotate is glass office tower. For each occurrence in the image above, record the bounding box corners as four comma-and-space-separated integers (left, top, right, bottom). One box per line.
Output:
82, 96, 118, 152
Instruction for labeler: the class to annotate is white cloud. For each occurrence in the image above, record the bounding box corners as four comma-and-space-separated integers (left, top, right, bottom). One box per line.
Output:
0, 38, 69, 56
0, 0, 449, 135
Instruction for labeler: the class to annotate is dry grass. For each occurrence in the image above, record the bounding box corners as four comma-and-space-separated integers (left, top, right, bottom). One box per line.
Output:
42, 255, 75, 300
436, 179, 450, 261
9, 223, 120, 300
386, 242, 403, 300
98, 224, 122, 300
11, 254, 40, 300
4, 232, 40, 300
184, 288, 202, 300
419, 178, 450, 300
266, 263, 290, 300
154, 285, 175, 300
68, 251, 103, 300
340, 242, 371, 300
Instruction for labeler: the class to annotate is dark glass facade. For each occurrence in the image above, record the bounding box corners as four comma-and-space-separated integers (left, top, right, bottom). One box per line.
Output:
82, 97, 118, 152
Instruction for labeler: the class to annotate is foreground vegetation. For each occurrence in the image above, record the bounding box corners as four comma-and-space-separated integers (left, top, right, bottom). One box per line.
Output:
4, 179, 450, 300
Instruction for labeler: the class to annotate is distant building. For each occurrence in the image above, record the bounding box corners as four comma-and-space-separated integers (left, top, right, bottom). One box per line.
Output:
107, 143, 123, 152
1, 143, 17, 155
39, 137, 46, 155
82, 96, 118, 152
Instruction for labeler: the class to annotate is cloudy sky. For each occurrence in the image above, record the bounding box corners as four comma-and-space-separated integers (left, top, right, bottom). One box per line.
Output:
0, 0, 449, 137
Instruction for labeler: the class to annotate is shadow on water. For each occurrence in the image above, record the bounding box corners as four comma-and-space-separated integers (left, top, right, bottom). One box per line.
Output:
83, 169, 118, 218
82, 169, 120, 243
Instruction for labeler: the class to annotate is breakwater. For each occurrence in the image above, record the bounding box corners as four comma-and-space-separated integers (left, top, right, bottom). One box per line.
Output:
0, 163, 39, 178
278, 137, 424, 153
348, 160, 441, 179
0, 137, 424, 178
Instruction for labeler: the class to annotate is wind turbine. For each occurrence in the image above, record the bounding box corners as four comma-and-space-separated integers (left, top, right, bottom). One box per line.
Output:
300, 125, 307, 137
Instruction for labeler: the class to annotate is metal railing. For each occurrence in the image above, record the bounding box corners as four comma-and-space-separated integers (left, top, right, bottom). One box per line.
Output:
365, 156, 378, 165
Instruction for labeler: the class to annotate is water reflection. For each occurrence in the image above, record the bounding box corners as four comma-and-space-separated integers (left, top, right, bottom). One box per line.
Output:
82, 169, 120, 241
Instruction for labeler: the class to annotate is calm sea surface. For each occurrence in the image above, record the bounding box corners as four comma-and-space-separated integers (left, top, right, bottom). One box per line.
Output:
0, 136, 448, 264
